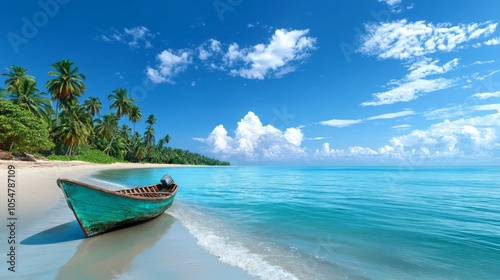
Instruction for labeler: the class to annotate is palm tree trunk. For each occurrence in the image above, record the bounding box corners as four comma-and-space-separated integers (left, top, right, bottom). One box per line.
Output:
107, 127, 117, 155
55, 100, 60, 126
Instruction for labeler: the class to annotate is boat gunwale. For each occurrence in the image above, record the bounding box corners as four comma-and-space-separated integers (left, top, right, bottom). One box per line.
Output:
57, 176, 178, 201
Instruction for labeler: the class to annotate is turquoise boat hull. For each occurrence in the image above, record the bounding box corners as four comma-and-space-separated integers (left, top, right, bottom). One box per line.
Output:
57, 175, 178, 237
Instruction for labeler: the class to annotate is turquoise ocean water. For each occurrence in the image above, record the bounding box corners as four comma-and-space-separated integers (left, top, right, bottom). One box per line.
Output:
92, 166, 500, 280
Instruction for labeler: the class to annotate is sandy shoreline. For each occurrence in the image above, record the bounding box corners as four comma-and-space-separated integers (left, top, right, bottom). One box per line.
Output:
0, 160, 256, 279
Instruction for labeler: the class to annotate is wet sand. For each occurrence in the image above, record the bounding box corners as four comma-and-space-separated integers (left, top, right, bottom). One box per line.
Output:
0, 160, 256, 279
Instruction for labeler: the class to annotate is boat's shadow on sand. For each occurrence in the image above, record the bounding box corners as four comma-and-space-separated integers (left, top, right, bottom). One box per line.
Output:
21, 214, 175, 279
21, 221, 86, 245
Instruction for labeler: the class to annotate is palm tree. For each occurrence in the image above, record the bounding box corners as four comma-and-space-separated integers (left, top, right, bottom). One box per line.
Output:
9, 78, 52, 119
83, 97, 102, 118
1, 65, 34, 93
120, 124, 132, 138
94, 113, 118, 154
55, 104, 92, 156
144, 126, 156, 148
163, 134, 171, 147
158, 134, 171, 148
107, 88, 135, 154
108, 88, 134, 118
127, 131, 144, 162
0, 88, 7, 100
46, 59, 86, 124
95, 114, 118, 140
145, 114, 156, 126
129, 105, 142, 133
144, 114, 156, 162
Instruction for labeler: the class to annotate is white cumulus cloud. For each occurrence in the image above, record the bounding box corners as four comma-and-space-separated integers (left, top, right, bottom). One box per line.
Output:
146, 49, 192, 84
196, 111, 305, 161
198, 39, 222, 60
224, 29, 316, 79
316, 105, 500, 162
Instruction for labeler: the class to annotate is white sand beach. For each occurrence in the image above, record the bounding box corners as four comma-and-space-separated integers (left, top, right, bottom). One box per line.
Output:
0, 160, 256, 279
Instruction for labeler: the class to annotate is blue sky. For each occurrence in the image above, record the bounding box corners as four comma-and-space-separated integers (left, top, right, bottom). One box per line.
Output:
2, 0, 500, 165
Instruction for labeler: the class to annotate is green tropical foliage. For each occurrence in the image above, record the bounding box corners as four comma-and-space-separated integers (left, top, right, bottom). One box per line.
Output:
54, 104, 93, 155
47, 146, 118, 164
0, 60, 229, 166
8, 78, 53, 119
0, 100, 54, 152
0, 88, 6, 99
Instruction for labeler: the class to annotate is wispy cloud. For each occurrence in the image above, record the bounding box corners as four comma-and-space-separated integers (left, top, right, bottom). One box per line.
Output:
423, 105, 471, 120
406, 58, 459, 80
472, 91, 500, 100
474, 69, 500, 81
391, 124, 411, 129
367, 109, 415, 120
361, 78, 453, 106
319, 119, 363, 128
358, 20, 497, 60
362, 58, 458, 106
319, 109, 415, 128
379, 0, 402, 6
98, 26, 156, 49
471, 60, 495, 65
378, 0, 403, 13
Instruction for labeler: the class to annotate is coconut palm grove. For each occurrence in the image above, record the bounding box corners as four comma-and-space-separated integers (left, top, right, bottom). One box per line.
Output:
0, 60, 229, 165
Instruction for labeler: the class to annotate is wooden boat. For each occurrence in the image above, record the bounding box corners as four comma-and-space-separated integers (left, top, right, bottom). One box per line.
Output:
57, 174, 178, 237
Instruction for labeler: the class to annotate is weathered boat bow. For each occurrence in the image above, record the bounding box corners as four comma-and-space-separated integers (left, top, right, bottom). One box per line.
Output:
57, 174, 178, 237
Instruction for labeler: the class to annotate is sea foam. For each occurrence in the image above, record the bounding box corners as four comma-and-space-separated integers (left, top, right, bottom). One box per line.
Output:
169, 203, 299, 280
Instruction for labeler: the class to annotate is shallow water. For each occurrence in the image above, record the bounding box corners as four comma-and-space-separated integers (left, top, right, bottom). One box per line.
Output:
93, 166, 500, 280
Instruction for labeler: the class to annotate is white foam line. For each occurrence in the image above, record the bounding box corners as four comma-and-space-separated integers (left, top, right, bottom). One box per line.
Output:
169, 204, 299, 280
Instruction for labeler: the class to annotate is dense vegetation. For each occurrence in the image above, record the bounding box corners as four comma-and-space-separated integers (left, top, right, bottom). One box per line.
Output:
0, 61, 229, 166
